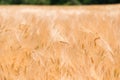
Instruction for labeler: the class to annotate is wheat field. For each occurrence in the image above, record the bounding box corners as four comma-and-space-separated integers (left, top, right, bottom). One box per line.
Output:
0, 5, 120, 80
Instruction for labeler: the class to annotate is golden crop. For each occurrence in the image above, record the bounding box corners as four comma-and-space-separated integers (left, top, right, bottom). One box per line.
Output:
0, 5, 120, 80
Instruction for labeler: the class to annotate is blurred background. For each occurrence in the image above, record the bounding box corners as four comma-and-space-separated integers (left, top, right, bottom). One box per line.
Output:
0, 0, 120, 5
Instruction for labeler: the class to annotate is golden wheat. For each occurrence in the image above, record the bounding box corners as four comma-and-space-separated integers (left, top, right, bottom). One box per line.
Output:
0, 5, 120, 80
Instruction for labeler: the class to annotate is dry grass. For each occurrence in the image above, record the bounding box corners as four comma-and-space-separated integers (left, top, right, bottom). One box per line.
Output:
0, 5, 120, 80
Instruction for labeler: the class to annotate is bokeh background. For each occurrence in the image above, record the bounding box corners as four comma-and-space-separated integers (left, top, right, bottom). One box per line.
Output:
0, 0, 120, 5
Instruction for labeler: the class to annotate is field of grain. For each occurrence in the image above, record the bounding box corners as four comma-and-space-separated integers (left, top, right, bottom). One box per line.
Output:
0, 5, 120, 80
